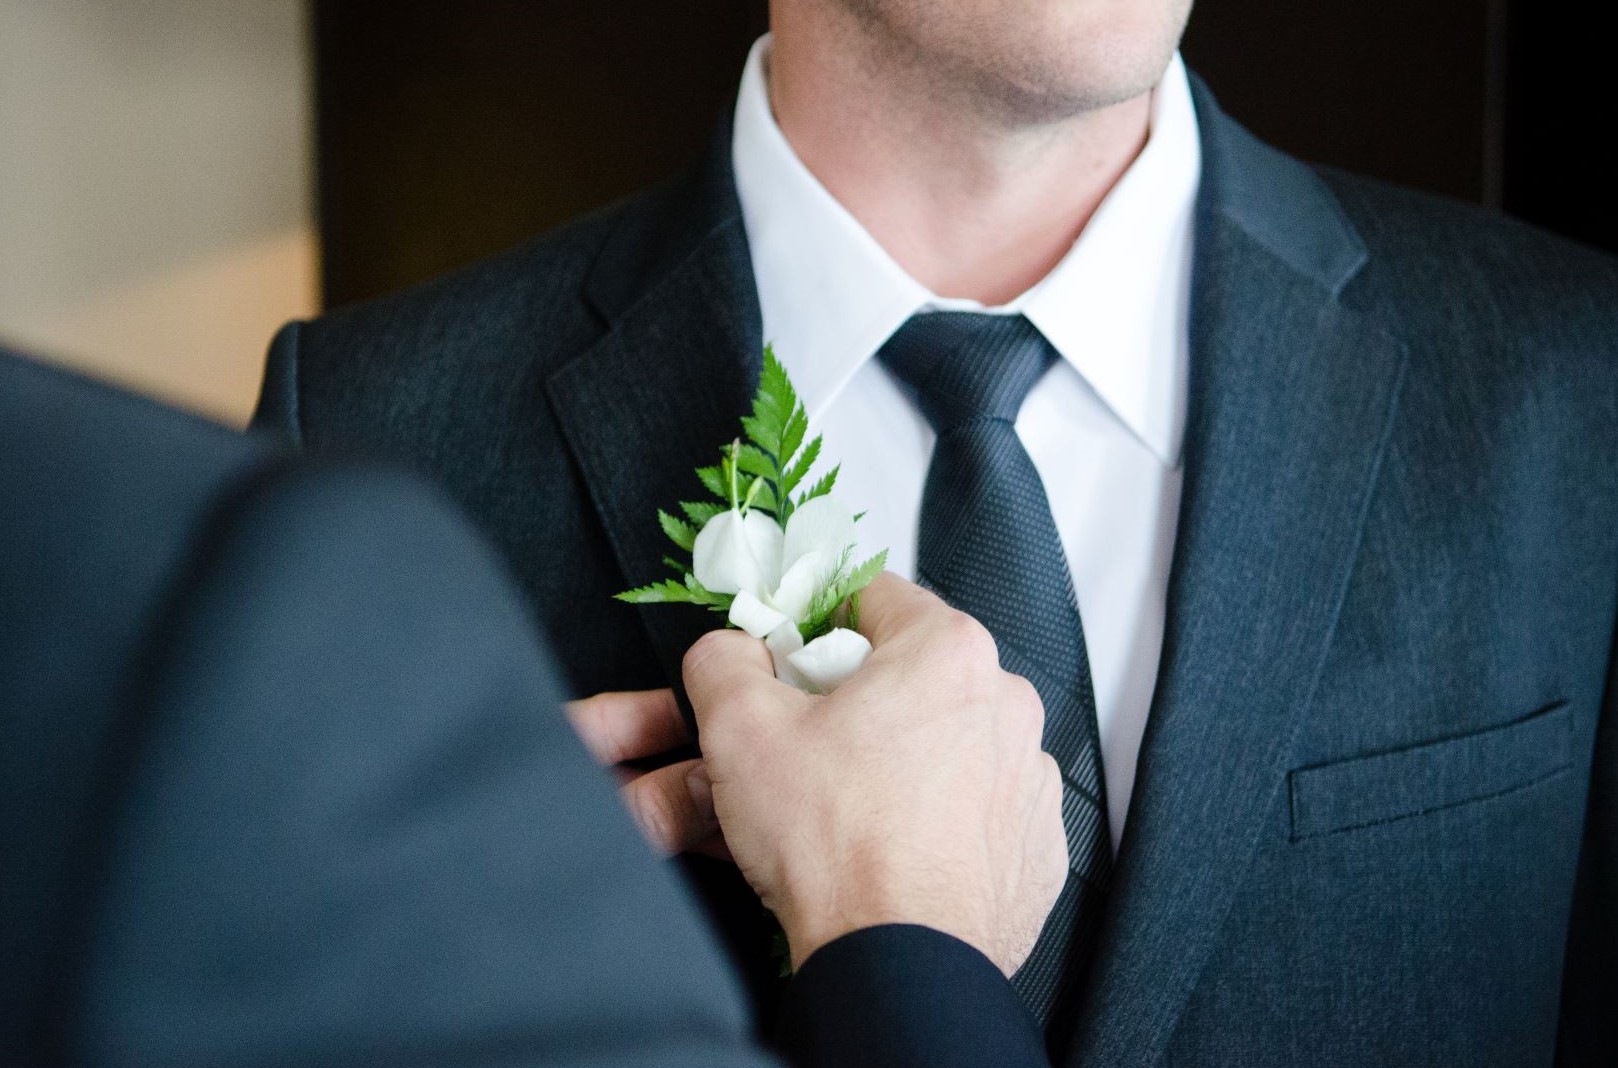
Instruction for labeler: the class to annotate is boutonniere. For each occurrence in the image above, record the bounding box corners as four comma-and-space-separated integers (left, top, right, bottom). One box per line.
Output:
617, 347, 886, 692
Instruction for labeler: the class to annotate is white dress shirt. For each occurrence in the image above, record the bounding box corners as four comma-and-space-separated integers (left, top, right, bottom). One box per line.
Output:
731, 36, 1201, 848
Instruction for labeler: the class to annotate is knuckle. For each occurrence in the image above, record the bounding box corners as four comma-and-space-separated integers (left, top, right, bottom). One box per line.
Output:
626, 780, 682, 855
939, 610, 998, 664
1004, 674, 1046, 736
1039, 760, 1068, 858
1008, 673, 1042, 714
1040, 752, 1063, 794
682, 629, 732, 679
588, 702, 622, 763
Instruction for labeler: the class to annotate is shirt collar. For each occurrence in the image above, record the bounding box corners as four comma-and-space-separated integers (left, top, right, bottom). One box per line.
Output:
732, 36, 1200, 465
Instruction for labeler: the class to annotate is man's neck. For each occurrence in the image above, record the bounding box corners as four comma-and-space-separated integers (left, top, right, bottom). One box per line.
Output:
767, 17, 1153, 306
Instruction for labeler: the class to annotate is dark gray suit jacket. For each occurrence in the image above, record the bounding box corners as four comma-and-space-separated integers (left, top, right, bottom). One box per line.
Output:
253, 82, 1618, 1066
0, 350, 770, 1066
1, 350, 1046, 1068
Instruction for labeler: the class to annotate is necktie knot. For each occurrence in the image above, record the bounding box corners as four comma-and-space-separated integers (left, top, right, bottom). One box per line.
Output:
877, 312, 1057, 433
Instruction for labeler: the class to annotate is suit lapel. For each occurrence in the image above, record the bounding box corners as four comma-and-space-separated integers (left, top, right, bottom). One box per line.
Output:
549, 84, 1411, 1056
547, 133, 764, 699
1066, 88, 1409, 1065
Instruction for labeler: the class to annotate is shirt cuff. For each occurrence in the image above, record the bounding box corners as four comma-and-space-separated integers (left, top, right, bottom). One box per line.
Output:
776, 924, 1049, 1068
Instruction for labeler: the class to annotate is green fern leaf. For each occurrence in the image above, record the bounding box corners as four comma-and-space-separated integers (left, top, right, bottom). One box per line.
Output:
799, 548, 888, 641
680, 500, 725, 526
779, 404, 809, 473
743, 346, 800, 461
796, 463, 840, 507
780, 434, 822, 498
742, 476, 779, 514
682, 572, 735, 610
695, 465, 727, 500
615, 579, 704, 605
658, 510, 696, 552
734, 443, 777, 480
840, 549, 888, 600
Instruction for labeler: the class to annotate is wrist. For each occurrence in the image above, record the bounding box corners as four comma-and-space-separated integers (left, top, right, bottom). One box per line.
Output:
778, 897, 882, 971
777, 868, 992, 972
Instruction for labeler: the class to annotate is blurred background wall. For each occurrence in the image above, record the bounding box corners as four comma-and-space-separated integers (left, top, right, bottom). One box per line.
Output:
0, 0, 314, 426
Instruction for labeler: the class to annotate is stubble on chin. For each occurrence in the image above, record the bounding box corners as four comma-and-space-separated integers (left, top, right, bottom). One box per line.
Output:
826, 0, 1190, 129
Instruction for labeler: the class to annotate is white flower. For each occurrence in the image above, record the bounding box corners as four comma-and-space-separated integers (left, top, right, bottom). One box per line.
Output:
689, 508, 781, 599
692, 495, 873, 693
784, 627, 873, 692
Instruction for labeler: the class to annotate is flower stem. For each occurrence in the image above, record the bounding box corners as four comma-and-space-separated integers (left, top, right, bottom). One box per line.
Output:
728, 439, 741, 511
742, 473, 765, 514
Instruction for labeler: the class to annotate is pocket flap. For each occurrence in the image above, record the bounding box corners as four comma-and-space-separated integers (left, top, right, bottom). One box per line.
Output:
1289, 700, 1572, 840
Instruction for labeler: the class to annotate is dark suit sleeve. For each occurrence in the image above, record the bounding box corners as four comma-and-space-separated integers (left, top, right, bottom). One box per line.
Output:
71, 463, 777, 1068
778, 925, 1049, 1068
250, 320, 303, 444
1558, 643, 1618, 1065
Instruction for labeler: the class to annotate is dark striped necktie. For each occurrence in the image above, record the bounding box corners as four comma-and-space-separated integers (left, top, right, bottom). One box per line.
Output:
879, 311, 1112, 1040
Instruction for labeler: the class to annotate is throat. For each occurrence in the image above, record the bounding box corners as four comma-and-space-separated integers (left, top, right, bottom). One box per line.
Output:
776, 83, 1152, 306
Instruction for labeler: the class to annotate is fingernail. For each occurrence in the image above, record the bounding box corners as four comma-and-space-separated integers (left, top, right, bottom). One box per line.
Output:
685, 764, 716, 822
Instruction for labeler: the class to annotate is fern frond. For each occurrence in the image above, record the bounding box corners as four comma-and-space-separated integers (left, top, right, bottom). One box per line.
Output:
616, 579, 705, 605
658, 510, 696, 552
796, 464, 840, 507
680, 500, 725, 526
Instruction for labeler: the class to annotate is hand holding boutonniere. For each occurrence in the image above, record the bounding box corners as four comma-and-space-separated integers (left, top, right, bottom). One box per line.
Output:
617, 348, 886, 693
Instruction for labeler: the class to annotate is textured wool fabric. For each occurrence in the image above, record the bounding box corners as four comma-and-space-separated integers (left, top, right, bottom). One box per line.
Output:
879, 312, 1111, 1037
0, 351, 780, 1068
254, 75, 1618, 1064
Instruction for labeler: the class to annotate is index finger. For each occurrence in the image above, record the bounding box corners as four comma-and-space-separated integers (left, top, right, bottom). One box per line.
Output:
854, 572, 951, 648
565, 688, 688, 765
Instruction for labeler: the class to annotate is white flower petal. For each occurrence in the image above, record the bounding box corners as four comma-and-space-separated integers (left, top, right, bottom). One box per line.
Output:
782, 495, 857, 577
728, 589, 790, 639
692, 509, 783, 597
764, 621, 813, 691
787, 627, 873, 693
769, 550, 825, 623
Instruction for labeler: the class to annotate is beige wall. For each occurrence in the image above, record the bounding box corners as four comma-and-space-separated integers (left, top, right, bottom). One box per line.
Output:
0, 0, 316, 427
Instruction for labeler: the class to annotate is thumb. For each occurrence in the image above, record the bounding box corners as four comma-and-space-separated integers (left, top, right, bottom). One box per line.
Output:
855, 572, 950, 648
682, 627, 790, 736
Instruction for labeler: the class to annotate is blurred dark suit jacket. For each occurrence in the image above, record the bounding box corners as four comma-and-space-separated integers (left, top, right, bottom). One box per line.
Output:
0, 350, 1045, 1068
252, 80, 1618, 1066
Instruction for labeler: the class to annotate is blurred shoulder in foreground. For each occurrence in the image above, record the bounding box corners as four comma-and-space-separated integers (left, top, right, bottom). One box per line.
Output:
0, 348, 771, 1067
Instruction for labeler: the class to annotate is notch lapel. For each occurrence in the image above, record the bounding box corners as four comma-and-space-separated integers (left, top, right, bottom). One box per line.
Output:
547, 136, 764, 698
1066, 91, 1409, 1065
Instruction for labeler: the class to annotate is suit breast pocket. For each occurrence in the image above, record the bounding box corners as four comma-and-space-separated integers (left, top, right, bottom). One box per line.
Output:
1288, 700, 1573, 841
